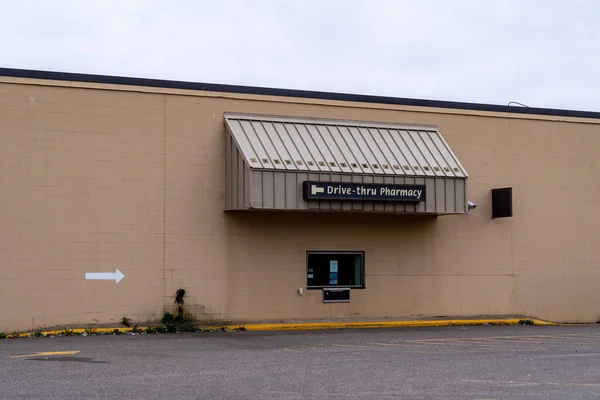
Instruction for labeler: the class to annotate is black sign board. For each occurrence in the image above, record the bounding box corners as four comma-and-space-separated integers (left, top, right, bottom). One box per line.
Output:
303, 181, 426, 202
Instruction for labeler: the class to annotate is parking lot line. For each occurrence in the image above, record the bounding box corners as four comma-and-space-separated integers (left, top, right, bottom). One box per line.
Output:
9, 350, 80, 359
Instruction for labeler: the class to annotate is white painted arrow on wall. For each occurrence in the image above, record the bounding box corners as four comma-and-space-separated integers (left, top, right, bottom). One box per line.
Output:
311, 185, 325, 195
85, 269, 125, 284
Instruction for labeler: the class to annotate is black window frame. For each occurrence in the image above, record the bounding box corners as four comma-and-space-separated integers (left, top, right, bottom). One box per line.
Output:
306, 251, 365, 290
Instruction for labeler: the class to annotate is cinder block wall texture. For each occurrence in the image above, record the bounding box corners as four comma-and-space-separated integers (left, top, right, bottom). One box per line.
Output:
1, 77, 600, 332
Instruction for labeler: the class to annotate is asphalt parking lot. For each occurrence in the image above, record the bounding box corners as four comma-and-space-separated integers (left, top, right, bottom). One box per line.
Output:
2, 324, 600, 399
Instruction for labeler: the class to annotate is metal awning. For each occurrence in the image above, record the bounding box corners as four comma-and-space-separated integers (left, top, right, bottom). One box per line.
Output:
224, 113, 467, 178
224, 113, 469, 214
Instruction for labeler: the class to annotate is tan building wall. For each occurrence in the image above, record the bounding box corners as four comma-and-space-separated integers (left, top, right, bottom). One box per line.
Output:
2, 75, 600, 333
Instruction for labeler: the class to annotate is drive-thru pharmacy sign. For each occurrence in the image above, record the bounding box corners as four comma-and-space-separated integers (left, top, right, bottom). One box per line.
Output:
303, 181, 426, 202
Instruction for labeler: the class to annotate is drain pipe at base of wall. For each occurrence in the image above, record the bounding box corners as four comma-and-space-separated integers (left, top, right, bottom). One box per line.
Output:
175, 289, 185, 320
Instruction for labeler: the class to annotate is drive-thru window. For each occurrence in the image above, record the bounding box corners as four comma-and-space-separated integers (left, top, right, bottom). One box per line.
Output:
307, 251, 365, 289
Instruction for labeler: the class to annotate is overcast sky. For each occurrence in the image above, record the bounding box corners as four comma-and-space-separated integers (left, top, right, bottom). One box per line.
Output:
1, 1, 599, 111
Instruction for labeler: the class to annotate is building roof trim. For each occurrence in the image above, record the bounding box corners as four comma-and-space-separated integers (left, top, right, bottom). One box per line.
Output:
1, 67, 599, 120
224, 113, 468, 178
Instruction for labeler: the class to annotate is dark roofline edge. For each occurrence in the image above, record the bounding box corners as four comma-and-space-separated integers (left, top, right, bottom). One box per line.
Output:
2, 67, 599, 120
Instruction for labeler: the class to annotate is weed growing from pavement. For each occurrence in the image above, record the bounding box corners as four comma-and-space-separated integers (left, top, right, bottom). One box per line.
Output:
162, 311, 196, 333
84, 326, 97, 335
518, 319, 535, 325
162, 312, 174, 325
5, 311, 248, 339
62, 329, 82, 336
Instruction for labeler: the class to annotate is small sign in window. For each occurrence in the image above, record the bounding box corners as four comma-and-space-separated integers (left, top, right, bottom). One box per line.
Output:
330, 260, 338, 272
329, 260, 338, 284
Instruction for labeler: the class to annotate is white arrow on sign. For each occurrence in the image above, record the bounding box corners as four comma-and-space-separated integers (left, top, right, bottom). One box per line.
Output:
85, 269, 125, 284
311, 185, 325, 195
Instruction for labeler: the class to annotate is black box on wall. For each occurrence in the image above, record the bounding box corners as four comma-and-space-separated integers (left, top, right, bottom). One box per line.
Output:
492, 187, 513, 219
323, 288, 350, 303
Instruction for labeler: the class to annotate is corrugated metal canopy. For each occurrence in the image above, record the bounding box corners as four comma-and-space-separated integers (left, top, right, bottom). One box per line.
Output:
224, 113, 468, 178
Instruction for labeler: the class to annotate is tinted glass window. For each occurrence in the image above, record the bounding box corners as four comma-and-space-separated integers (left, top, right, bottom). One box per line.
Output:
307, 252, 364, 288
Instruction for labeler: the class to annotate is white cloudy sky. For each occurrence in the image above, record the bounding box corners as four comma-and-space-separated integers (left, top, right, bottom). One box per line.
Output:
1, 0, 599, 111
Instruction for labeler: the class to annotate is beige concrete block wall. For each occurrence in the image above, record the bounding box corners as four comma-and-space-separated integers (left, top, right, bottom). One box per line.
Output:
0, 83, 166, 332
2, 77, 600, 332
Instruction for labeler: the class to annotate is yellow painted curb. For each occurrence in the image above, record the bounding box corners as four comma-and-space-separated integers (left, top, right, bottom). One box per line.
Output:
4, 318, 554, 338
5, 327, 149, 339
224, 318, 555, 332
